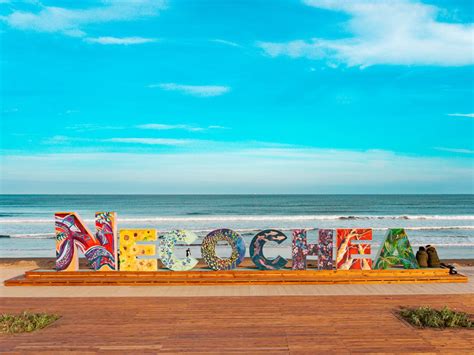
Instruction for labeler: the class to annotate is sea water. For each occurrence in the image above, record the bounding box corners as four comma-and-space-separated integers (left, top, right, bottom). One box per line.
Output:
0, 194, 473, 260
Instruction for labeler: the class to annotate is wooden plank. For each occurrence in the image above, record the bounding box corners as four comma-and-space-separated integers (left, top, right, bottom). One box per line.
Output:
0, 295, 473, 352
25, 268, 452, 277
5, 268, 467, 286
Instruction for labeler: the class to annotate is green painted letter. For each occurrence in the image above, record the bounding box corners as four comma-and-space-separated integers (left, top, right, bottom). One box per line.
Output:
374, 229, 419, 269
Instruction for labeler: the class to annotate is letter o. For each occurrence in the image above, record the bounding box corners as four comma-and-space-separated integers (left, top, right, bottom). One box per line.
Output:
201, 229, 246, 270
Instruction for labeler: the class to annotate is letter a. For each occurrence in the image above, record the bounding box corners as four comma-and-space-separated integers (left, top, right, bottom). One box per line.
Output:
374, 229, 419, 269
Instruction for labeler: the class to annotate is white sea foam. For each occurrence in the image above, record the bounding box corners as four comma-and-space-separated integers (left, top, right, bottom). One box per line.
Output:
5, 233, 55, 239
5, 225, 474, 239
1, 214, 474, 224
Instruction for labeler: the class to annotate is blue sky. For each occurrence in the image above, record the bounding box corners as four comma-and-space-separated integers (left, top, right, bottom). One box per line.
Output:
0, 0, 473, 194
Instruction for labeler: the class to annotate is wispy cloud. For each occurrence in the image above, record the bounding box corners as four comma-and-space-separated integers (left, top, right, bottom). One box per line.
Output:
42, 135, 91, 144
85, 36, 157, 45
258, 0, 474, 67
43, 135, 72, 144
434, 147, 474, 154
447, 113, 474, 118
211, 39, 241, 48
0, 0, 166, 37
65, 124, 125, 132
149, 83, 230, 97
43, 135, 192, 146
137, 123, 227, 132
104, 138, 193, 146
2, 148, 472, 193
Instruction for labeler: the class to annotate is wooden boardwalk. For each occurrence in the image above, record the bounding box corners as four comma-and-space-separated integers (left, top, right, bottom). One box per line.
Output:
1, 295, 473, 353
4, 268, 468, 286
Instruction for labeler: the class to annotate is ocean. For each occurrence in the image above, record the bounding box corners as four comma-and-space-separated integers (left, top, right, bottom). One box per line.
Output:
0, 194, 473, 259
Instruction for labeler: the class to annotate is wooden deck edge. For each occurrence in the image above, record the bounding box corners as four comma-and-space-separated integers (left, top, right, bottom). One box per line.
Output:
4, 279, 468, 286
24, 268, 452, 277
4, 270, 468, 287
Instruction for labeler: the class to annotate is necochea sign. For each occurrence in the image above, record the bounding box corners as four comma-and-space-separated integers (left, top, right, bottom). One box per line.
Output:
55, 212, 420, 272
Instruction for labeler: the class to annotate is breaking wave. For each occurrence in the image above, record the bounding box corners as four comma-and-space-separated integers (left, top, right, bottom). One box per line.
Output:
1, 214, 473, 224
4, 226, 474, 239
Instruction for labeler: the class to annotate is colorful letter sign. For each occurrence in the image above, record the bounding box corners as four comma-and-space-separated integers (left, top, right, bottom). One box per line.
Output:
250, 229, 288, 270
374, 229, 419, 269
54, 211, 423, 274
292, 229, 334, 270
119, 229, 158, 271
55, 212, 117, 272
318, 229, 334, 270
159, 230, 199, 271
201, 229, 246, 270
292, 230, 319, 270
336, 229, 372, 270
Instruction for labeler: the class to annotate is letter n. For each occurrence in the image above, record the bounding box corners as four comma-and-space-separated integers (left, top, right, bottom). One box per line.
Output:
55, 212, 117, 271
374, 229, 419, 269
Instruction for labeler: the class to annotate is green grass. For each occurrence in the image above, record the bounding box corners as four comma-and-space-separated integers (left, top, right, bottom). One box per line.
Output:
398, 306, 473, 329
0, 311, 60, 334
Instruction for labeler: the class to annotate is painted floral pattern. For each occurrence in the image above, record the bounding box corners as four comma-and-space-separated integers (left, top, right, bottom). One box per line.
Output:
318, 229, 334, 270
201, 229, 246, 270
119, 229, 157, 271
292, 229, 335, 270
292, 229, 310, 270
159, 230, 198, 271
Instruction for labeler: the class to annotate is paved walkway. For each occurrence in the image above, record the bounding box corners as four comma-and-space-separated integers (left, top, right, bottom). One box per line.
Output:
1, 295, 473, 353
1, 266, 472, 297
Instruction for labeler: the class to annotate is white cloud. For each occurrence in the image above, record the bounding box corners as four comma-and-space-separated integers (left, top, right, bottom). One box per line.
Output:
137, 123, 227, 131
43, 135, 71, 144
104, 138, 193, 146
258, 0, 474, 67
149, 83, 230, 97
137, 124, 204, 132
447, 113, 474, 118
42, 135, 91, 144
434, 147, 474, 154
211, 39, 241, 47
2, 148, 472, 193
0, 0, 166, 36
85, 36, 156, 45
65, 124, 125, 132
